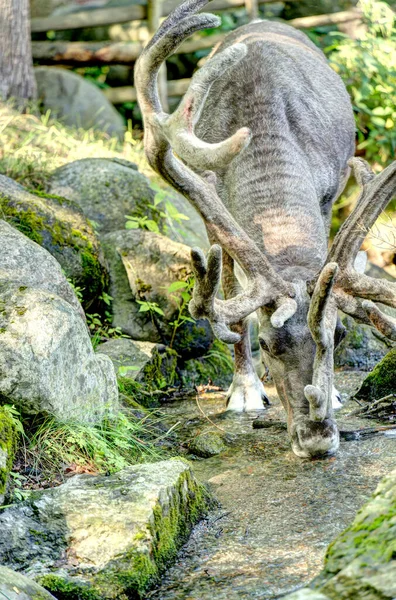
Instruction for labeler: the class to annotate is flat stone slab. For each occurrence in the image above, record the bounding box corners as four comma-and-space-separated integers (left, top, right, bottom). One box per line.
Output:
0, 460, 210, 599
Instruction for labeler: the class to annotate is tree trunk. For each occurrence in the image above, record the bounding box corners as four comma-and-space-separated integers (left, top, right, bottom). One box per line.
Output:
0, 0, 37, 102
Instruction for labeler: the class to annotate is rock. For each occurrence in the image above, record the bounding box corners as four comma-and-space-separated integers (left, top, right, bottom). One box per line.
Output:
47, 158, 158, 235
188, 431, 226, 458
0, 280, 118, 422
163, 190, 209, 249
0, 407, 18, 506
310, 468, 396, 599
0, 460, 211, 599
334, 315, 389, 371
102, 229, 213, 357
34, 68, 125, 139
0, 566, 57, 600
97, 338, 178, 407
0, 219, 84, 321
47, 157, 209, 246
0, 175, 108, 312
284, 591, 331, 600
181, 339, 234, 389
354, 348, 396, 402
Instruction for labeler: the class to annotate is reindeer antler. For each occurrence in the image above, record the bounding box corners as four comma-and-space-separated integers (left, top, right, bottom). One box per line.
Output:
328, 158, 396, 328
134, 0, 297, 343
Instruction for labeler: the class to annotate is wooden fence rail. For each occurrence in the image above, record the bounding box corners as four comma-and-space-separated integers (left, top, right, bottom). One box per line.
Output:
31, 0, 362, 106
31, 9, 361, 66
31, 0, 305, 32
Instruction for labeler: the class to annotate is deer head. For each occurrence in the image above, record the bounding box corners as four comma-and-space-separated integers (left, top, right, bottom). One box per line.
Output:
135, 0, 396, 457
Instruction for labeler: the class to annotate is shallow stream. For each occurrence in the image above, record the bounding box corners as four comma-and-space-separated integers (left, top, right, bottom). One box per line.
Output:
149, 371, 396, 600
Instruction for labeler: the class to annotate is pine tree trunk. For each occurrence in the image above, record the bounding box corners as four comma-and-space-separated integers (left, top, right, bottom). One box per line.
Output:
0, 0, 37, 102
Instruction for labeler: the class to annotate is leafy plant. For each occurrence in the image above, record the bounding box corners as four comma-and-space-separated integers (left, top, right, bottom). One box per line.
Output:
125, 214, 160, 233
326, 0, 396, 166
166, 278, 195, 348
86, 293, 126, 349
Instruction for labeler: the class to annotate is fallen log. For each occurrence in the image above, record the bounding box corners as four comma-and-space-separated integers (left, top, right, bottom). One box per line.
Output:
103, 78, 191, 103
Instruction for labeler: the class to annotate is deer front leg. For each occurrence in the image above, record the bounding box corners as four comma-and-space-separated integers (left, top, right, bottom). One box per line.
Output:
221, 251, 269, 412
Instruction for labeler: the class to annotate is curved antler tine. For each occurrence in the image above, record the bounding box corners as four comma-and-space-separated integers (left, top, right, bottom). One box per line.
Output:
328, 160, 396, 271
348, 157, 375, 187
308, 262, 338, 347
147, 0, 214, 47
304, 263, 338, 422
136, 13, 220, 115
163, 44, 251, 170
271, 297, 298, 329
362, 300, 396, 340
189, 245, 242, 344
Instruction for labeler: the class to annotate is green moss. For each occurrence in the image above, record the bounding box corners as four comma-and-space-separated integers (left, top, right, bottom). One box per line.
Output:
355, 347, 396, 401
0, 407, 18, 497
0, 189, 108, 312
39, 575, 103, 600
188, 431, 226, 458
141, 347, 178, 392
313, 471, 396, 593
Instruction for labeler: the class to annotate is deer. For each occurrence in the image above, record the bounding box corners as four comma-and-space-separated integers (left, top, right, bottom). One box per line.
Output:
135, 0, 396, 458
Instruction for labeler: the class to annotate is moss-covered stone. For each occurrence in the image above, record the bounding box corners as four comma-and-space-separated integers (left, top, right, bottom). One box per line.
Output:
0, 407, 18, 504
0, 461, 212, 600
307, 469, 396, 599
355, 348, 396, 402
97, 339, 179, 408
182, 339, 234, 389
0, 174, 108, 312
188, 431, 227, 458
334, 316, 388, 372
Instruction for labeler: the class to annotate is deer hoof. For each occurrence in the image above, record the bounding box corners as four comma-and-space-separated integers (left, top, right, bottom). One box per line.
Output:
332, 387, 343, 410
291, 418, 340, 459
226, 374, 268, 412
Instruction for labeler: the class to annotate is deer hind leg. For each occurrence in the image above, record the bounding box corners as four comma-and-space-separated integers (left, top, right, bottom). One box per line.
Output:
220, 249, 269, 411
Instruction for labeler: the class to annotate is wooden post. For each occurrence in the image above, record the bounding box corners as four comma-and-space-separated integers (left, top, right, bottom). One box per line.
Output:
245, 0, 259, 21
147, 0, 169, 112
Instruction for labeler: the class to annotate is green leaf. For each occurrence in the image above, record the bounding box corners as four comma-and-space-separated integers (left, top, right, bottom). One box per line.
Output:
167, 281, 188, 293
145, 220, 160, 233
153, 305, 165, 316
125, 221, 139, 229
118, 365, 140, 377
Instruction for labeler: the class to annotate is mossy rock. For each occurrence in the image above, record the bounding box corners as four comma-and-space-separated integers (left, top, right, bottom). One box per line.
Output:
0, 174, 108, 312
0, 407, 18, 504
97, 338, 179, 408
181, 340, 234, 389
0, 460, 212, 599
334, 315, 388, 372
47, 158, 162, 235
354, 348, 396, 402
188, 431, 226, 458
310, 468, 396, 599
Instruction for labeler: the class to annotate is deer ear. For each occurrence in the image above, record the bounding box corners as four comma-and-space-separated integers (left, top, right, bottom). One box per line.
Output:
354, 250, 367, 274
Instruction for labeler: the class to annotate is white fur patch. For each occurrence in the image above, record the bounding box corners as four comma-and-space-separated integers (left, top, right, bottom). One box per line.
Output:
332, 387, 343, 410
226, 372, 267, 411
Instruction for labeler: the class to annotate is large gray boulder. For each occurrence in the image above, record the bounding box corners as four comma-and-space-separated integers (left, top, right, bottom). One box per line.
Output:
101, 229, 213, 358
34, 67, 125, 139
47, 157, 209, 246
0, 280, 118, 422
47, 158, 158, 235
0, 567, 57, 600
0, 175, 108, 312
0, 460, 211, 599
0, 219, 84, 320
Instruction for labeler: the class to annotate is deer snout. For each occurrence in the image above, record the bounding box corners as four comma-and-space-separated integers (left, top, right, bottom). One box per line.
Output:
291, 418, 340, 458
